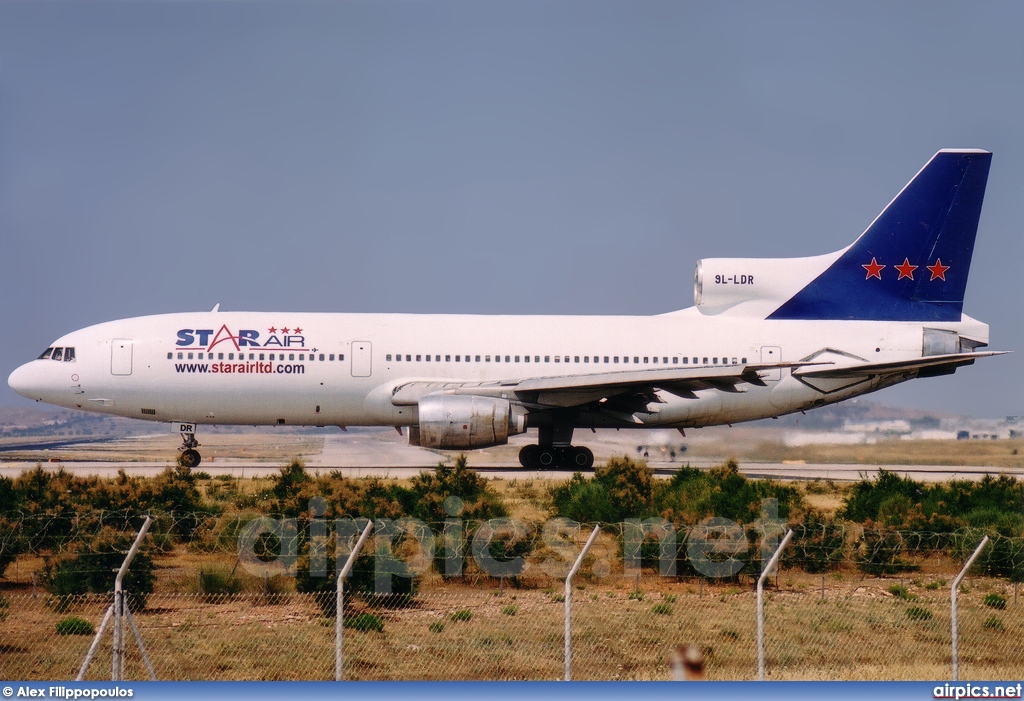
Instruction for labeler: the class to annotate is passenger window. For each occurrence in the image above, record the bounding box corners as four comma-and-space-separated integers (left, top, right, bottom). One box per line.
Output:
713, 358, 718, 364
653, 357, 659, 364
505, 356, 510, 363
455, 355, 460, 362
52, 348, 63, 361
299, 354, 305, 361
493, 355, 498, 362
564, 356, 569, 363
524, 356, 530, 362
218, 353, 224, 360
38, 348, 54, 360
198, 353, 204, 360
187, 352, 193, 360
340, 354, 345, 361
554, 356, 560, 363
435, 356, 440, 362
416, 355, 422, 361
703, 357, 708, 364
475, 355, 481, 362
663, 357, 668, 364
672, 357, 678, 364
683, 358, 688, 364
742, 357, 748, 364
535, 356, 540, 363
386, 355, 392, 361
289, 354, 294, 361
514, 356, 520, 363
426, 355, 431, 362
178, 352, 183, 360
446, 355, 451, 362
693, 358, 698, 364
574, 356, 579, 363
544, 356, 550, 362
260, 354, 266, 361
622, 356, 627, 363
329, 354, 335, 361
643, 357, 648, 364
167, 352, 173, 360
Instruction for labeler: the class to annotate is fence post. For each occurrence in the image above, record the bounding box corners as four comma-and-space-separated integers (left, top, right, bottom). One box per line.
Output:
952, 536, 989, 681
336, 519, 373, 681
564, 525, 601, 681
757, 529, 793, 681
112, 516, 153, 681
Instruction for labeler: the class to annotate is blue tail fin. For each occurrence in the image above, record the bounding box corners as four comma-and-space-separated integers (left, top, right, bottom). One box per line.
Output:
769, 149, 991, 321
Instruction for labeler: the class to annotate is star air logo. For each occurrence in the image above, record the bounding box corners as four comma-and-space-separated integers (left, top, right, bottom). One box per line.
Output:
862, 257, 951, 281
176, 324, 310, 351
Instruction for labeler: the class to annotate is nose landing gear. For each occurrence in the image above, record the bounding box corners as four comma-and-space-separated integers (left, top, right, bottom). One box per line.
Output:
178, 430, 202, 468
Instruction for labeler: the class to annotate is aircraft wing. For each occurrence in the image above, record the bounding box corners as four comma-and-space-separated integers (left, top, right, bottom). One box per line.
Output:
793, 351, 1007, 379
390, 361, 817, 410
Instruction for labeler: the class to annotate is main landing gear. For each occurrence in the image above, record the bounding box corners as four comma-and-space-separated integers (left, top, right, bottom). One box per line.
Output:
178, 430, 202, 468
518, 444, 594, 470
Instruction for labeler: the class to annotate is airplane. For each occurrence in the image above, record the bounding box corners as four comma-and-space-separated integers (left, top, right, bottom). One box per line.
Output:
8, 149, 1005, 470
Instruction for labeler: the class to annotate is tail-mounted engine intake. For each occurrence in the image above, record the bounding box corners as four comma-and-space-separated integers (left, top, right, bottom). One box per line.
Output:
417, 394, 527, 449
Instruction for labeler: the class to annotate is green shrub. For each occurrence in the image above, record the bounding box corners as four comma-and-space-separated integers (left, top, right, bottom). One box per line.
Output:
41, 526, 156, 610
651, 603, 673, 615
501, 605, 518, 616
451, 609, 473, 622
428, 621, 445, 633
905, 606, 932, 621
984, 593, 1007, 610
889, 584, 916, 601
628, 590, 644, 601
663, 594, 677, 603
983, 615, 1005, 631
56, 616, 95, 636
344, 613, 384, 632
857, 530, 916, 576
198, 568, 242, 599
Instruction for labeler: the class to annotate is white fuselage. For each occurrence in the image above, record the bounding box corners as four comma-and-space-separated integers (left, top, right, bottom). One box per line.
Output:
7, 308, 989, 431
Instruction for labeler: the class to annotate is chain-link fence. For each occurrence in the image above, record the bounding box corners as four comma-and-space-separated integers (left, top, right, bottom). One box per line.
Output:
4, 576, 1024, 681
4, 511, 1024, 681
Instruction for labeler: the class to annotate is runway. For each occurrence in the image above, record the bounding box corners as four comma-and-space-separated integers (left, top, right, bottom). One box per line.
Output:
0, 431, 1019, 482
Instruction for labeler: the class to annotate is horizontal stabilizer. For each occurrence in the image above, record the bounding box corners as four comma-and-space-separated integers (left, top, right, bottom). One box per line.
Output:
794, 351, 1007, 379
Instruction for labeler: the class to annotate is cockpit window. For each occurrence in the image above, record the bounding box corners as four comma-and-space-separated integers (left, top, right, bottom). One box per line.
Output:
64, 347, 75, 362
38, 348, 54, 360
51, 348, 63, 361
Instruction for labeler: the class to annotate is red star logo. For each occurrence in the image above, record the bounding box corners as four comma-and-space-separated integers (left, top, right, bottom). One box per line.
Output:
293, 327, 303, 334
894, 258, 918, 280
281, 327, 290, 334
268, 327, 277, 334
927, 259, 950, 281
862, 257, 885, 280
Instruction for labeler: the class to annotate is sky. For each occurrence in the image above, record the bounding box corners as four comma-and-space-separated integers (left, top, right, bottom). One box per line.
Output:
0, 0, 1022, 418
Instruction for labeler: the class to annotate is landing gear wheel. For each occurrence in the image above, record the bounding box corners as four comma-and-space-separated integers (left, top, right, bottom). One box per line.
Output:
537, 449, 556, 469
572, 446, 594, 469
518, 445, 541, 469
180, 449, 202, 468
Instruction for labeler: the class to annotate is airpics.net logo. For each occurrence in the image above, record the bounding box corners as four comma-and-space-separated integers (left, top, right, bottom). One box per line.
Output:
933, 683, 1023, 699
235, 497, 788, 592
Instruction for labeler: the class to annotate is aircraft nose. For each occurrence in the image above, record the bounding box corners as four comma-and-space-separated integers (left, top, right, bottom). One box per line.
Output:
8, 362, 43, 400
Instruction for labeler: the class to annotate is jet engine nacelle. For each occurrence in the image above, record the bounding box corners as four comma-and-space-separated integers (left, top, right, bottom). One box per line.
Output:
417, 394, 527, 449
693, 254, 834, 315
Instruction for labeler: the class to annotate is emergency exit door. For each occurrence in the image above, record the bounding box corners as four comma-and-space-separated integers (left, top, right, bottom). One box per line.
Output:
760, 346, 781, 381
351, 341, 372, 377
111, 339, 133, 375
